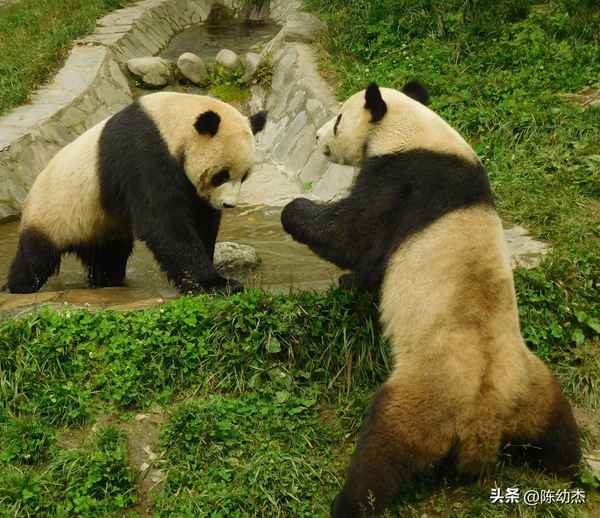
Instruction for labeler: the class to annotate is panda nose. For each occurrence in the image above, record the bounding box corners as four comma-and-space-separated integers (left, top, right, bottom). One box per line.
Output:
316, 134, 319, 141
223, 203, 236, 209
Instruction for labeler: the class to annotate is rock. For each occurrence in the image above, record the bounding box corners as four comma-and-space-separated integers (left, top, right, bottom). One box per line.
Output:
265, 12, 326, 53
215, 49, 241, 71
311, 163, 355, 202
214, 242, 260, 274
504, 225, 550, 269
242, 52, 262, 82
283, 13, 326, 43
245, 3, 270, 23
127, 57, 173, 87
239, 163, 302, 206
177, 52, 208, 86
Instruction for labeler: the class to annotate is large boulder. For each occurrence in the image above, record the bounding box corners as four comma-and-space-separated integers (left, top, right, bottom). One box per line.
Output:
215, 49, 241, 71
127, 57, 173, 87
177, 52, 208, 86
214, 242, 260, 275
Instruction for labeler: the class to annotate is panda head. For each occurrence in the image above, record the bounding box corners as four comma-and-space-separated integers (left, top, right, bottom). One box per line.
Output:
139, 93, 267, 210
190, 108, 267, 210
316, 80, 476, 167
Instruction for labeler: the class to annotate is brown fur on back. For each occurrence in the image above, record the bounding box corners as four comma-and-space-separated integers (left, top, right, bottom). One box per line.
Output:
332, 207, 581, 517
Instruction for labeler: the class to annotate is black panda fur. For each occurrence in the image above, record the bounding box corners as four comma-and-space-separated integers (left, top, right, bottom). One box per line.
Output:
7, 94, 266, 294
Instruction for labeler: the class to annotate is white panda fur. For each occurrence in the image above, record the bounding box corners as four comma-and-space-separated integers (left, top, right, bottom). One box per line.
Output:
281, 82, 580, 517
8, 92, 267, 293
317, 85, 476, 166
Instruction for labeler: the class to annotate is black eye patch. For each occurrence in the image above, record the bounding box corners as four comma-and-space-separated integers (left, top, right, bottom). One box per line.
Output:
333, 114, 342, 136
211, 169, 230, 187
241, 171, 250, 183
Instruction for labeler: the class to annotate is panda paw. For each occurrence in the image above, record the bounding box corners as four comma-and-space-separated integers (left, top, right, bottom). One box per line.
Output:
281, 198, 314, 241
331, 492, 357, 518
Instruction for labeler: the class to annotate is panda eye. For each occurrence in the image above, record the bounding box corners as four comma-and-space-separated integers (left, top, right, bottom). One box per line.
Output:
211, 169, 230, 187
333, 114, 342, 136
241, 171, 250, 183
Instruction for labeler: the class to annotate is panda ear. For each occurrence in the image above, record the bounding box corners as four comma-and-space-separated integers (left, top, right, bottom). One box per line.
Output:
194, 111, 221, 137
364, 83, 387, 123
249, 110, 268, 135
402, 80, 430, 105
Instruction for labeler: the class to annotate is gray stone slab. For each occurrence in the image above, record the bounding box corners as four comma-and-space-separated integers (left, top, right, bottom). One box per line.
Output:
504, 225, 550, 269
285, 125, 316, 177
239, 163, 302, 207
311, 163, 356, 202
272, 111, 307, 164
299, 148, 329, 185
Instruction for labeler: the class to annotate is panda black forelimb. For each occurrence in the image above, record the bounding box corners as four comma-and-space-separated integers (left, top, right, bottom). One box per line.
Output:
281, 197, 367, 272
130, 199, 228, 293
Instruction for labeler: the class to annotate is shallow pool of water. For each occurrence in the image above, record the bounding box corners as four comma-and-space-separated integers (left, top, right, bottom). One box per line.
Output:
160, 19, 280, 64
0, 209, 341, 294
131, 18, 280, 102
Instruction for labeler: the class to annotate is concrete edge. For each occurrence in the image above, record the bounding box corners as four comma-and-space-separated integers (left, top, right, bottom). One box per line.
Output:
0, 0, 303, 221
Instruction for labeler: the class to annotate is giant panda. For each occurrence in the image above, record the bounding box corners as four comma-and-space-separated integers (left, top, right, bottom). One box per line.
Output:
7, 92, 267, 294
281, 82, 581, 517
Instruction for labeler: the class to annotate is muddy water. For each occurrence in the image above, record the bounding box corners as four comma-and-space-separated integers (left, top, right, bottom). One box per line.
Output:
0, 19, 339, 304
160, 19, 279, 63
0, 209, 341, 294
219, 208, 342, 292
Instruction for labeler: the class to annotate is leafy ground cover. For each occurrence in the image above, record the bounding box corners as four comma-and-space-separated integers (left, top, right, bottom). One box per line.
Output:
0, 288, 598, 516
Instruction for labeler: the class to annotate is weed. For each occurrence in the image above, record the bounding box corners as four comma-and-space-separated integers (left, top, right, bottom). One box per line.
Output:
0, 417, 54, 465
155, 392, 340, 516
251, 53, 274, 87
0, 426, 136, 516
208, 64, 251, 102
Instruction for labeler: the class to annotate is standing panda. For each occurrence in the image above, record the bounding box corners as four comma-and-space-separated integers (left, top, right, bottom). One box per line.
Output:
281, 82, 580, 517
7, 92, 267, 294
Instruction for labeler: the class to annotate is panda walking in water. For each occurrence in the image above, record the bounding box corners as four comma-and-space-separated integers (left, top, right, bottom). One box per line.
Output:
281, 82, 581, 517
6, 92, 266, 294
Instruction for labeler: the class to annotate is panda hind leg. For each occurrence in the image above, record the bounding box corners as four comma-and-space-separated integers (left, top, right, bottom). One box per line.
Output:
497, 358, 581, 477
509, 378, 581, 476
8, 227, 61, 293
74, 236, 133, 288
332, 380, 454, 517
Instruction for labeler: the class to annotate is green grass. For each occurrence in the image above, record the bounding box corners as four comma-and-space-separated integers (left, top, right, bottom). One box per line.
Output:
207, 58, 273, 103
0, 0, 135, 116
0, 425, 136, 516
209, 82, 252, 103
306, 0, 600, 403
0, 290, 598, 515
